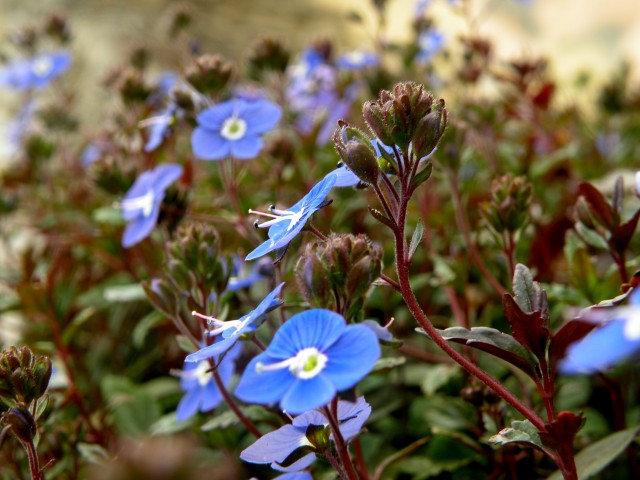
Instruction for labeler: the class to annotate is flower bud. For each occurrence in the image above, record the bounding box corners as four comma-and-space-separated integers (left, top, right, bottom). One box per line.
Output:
333, 123, 379, 186
117, 68, 151, 105
246, 37, 290, 80
185, 55, 234, 96
0, 346, 52, 405
43, 12, 71, 44
411, 99, 447, 160
3, 405, 38, 444
481, 174, 532, 234
296, 245, 335, 310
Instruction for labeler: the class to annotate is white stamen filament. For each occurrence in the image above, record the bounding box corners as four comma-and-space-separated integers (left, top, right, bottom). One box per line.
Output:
121, 189, 155, 217
175, 361, 212, 386
192, 311, 243, 336
256, 347, 328, 380
248, 206, 306, 231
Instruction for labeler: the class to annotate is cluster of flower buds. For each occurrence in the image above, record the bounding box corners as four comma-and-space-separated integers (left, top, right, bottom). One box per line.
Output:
362, 81, 447, 161
246, 36, 290, 80
481, 174, 532, 235
116, 68, 152, 105
0, 346, 52, 406
185, 54, 234, 96
296, 233, 382, 319
145, 224, 231, 312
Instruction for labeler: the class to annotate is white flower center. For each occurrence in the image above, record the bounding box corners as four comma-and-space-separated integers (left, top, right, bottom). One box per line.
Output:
31, 57, 53, 78
623, 315, 640, 340
193, 361, 212, 386
121, 189, 155, 217
257, 347, 328, 380
220, 117, 247, 141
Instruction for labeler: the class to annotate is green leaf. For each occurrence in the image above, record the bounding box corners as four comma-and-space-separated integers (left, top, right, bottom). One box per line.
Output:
132, 310, 166, 348
488, 420, 544, 451
410, 161, 434, 192
546, 427, 640, 480
103, 284, 146, 302
77, 442, 110, 465
420, 364, 460, 397
176, 334, 197, 353
92, 206, 124, 226
368, 206, 395, 229
574, 221, 609, 250
200, 405, 273, 431
408, 219, 424, 262
373, 356, 407, 371
512, 264, 538, 313
150, 412, 191, 436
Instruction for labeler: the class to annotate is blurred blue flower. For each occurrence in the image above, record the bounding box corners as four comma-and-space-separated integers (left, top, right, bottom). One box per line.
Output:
4, 99, 36, 156
80, 142, 102, 167
176, 342, 242, 421
246, 173, 337, 261
559, 290, 640, 374
227, 256, 273, 292
336, 50, 379, 71
141, 105, 177, 152
234, 309, 380, 414
240, 396, 371, 472
273, 473, 312, 480
0, 51, 71, 90
191, 98, 281, 160
120, 163, 183, 248
416, 30, 445, 63
186, 283, 284, 363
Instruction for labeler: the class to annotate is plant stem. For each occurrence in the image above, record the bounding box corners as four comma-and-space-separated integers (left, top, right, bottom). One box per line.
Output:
211, 368, 262, 438
22, 438, 42, 480
324, 400, 359, 480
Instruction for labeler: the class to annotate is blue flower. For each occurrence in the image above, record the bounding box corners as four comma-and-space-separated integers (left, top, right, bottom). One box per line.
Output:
176, 342, 242, 421
240, 396, 371, 472
415, 30, 445, 63
227, 256, 273, 292
80, 142, 102, 167
186, 283, 285, 363
120, 163, 183, 248
0, 51, 71, 90
191, 98, 282, 160
141, 105, 177, 152
559, 291, 640, 374
246, 174, 337, 261
234, 309, 380, 414
336, 50, 379, 71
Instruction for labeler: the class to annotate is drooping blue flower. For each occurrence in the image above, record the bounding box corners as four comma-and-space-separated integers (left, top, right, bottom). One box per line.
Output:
240, 396, 371, 472
234, 309, 380, 414
246, 174, 337, 261
175, 342, 242, 421
191, 98, 282, 160
186, 283, 285, 363
415, 30, 445, 63
120, 163, 183, 248
0, 51, 71, 90
559, 291, 640, 374
336, 50, 379, 71
141, 105, 177, 152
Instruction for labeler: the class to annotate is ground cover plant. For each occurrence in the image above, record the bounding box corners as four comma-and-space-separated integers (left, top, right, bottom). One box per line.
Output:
1, 1, 639, 479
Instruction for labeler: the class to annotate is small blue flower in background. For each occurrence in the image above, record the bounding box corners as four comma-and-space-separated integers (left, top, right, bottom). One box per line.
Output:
186, 283, 284, 363
0, 51, 71, 90
175, 342, 242, 421
559, 290, 640, 374
80, 142, 102, 167
3, 99, 36, 157
141, 105, 177, 152
234, 309, 380, 414
415, 30, 445, 63
336, 50, 379, 71
120, 163, 183, 248
240, 396, 371, 473
191, 98, 282, 160
246, 173, 337, 261
227, 256, 273, 292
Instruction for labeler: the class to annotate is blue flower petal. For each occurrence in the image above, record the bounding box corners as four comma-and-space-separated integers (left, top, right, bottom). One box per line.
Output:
559, 320, 640, 374
200, 380, 224, 411
246, 238, 278, 261
235, 353, 294, 404
196, 101, 236, 129
151, 164, 183, 192
330, 166, 360, 187
335, 396, 371, 440
240, 424, 307, 464
280, 374, 336, 414
274, 471, 314, 480
184, 336, 235, 363
267, 309, 346, 360
191, 127, 230, 160
230, 135, 264, 159
244, 100, 282, 135
322, 324, 380, 390
175, 386, 202, 421
121, 204, 161, 248
272, 453, 316, 473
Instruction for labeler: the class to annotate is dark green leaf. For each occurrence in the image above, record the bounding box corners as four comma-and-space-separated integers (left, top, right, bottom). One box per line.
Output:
408, 219, 424, 262
489, 420, 545, 451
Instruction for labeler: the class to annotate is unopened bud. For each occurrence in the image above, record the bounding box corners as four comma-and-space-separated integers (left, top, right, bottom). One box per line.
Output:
186, 55, 234, 95
3, 405, 38, 443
